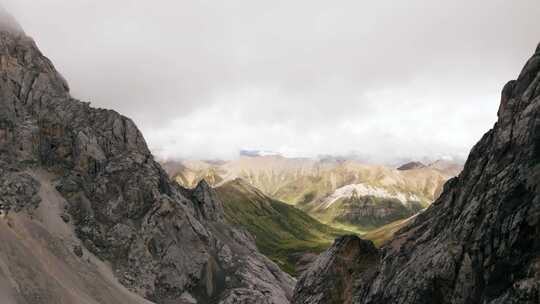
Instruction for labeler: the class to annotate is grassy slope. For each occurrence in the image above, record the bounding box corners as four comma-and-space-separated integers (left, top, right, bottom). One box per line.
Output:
216, 179, 347, 276
362, 215, 415, 246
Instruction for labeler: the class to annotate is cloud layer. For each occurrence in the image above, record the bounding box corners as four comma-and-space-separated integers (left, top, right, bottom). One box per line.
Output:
3, 0, 540, 162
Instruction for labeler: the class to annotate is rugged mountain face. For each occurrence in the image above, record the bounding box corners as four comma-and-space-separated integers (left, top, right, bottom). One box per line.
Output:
216, 179, 346, 276
0, 14, 294, 304
168, 156, 460, 232
292, 236, 378, 304
293, 44, 540, 304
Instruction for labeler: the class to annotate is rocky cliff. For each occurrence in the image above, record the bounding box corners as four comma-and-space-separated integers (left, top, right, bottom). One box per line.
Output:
293, 44, 540, 304
0, 12, 294, 304
292, 236, 378, 304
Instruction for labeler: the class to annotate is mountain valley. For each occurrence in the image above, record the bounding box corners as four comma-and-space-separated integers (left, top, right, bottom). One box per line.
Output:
0, 4, 538, 304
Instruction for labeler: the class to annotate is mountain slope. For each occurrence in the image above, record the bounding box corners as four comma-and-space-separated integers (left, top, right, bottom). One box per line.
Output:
292, 43, 540, 304
0, 171, 155, 304
305, 185, 424, 233
0, 13, 294, 304
216, 179, 346, 276
361, 215, 416, 247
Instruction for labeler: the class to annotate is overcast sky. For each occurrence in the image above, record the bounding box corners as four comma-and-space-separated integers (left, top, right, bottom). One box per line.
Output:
3, 1, 540, 162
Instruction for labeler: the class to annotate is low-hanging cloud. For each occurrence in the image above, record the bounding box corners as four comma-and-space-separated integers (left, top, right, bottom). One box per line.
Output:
3, 0, 540, 162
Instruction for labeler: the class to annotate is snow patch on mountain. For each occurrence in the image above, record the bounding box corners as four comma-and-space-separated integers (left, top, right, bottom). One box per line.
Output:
321, 183, 421, 209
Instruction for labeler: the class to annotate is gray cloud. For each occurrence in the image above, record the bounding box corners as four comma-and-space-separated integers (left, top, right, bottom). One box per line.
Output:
3, 0, 540, 162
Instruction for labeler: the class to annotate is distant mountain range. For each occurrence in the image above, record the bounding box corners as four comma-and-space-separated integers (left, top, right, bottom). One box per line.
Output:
164, 156, 462, 232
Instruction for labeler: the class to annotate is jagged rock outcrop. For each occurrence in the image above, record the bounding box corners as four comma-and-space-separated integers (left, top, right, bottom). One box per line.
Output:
0, 11, 293, 304
292, 236, 378, 304
293, 44, 540, 304
191, 179, 226, 222
0, 169, 41, 213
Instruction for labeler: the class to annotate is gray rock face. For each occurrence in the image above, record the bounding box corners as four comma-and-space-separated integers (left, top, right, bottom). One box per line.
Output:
0, 169, 40, 213
293, 44, 540, 304
0, 20, 293, 304
292, 236, 378, 304
191, 179, 226, 222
